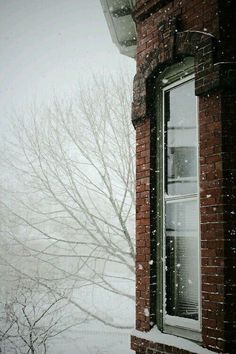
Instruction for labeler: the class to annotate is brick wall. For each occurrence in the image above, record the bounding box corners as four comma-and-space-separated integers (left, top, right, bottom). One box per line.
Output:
136, 118, 152, 331
132, 0, 236, 353
199, 92, 236, 353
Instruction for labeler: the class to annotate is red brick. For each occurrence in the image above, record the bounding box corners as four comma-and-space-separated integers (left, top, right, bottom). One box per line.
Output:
130, 1, 236, 353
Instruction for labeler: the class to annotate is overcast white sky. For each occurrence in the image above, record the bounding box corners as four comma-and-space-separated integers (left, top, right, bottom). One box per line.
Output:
0, 0, 135, 133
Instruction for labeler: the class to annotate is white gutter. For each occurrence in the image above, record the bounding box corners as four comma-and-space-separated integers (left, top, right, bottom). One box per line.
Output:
100, 0, 137, 58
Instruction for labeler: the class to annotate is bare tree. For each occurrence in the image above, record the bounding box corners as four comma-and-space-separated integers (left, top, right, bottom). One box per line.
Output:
1, 73, 135, 329
0, 280, 78, 354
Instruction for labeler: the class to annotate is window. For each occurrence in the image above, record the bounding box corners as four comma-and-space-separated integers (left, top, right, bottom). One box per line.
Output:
156, 60, 201, 341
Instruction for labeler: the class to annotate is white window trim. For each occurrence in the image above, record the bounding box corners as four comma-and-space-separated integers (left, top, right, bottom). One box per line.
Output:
161, 74, 201, 339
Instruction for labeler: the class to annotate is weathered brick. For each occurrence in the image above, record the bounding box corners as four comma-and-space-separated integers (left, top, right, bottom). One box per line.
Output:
130, 1, 236, 353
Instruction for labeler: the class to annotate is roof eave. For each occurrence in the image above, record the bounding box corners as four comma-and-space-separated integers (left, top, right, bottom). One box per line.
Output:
100, 0, 137, 59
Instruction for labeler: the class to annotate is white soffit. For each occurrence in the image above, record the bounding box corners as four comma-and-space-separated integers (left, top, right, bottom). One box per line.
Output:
100, 0, 137, 58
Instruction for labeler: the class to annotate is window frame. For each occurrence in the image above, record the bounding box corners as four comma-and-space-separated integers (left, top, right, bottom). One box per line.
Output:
155, 58, 201, 341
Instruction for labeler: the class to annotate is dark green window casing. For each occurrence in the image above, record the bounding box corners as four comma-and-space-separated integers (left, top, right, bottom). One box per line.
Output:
155, 58, 201, 342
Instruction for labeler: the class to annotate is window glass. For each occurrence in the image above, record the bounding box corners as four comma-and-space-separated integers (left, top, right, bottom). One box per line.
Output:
165, 80, 197, 196
165, 199, 199, 320
163, 78, 199, 324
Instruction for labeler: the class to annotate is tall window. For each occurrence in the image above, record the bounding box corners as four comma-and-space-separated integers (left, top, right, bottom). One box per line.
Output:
156, 61, 200, 339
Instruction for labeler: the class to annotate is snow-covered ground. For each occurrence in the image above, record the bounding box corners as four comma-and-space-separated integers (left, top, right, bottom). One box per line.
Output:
51, 276, 135, 354
0, 265, 135, 354
51, 322, 133, 354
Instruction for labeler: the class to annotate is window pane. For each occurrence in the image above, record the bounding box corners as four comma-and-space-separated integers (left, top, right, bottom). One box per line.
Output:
165, 199, 199, 320
165, 80, 197, 196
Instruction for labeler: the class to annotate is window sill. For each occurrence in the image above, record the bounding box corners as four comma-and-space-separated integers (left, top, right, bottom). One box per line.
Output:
164, 323, 201, 343
131, 327, 215, 354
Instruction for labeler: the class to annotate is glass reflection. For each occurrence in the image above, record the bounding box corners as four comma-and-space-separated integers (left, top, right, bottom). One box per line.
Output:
165, 80, 197, 196
165, 196, 199, 319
